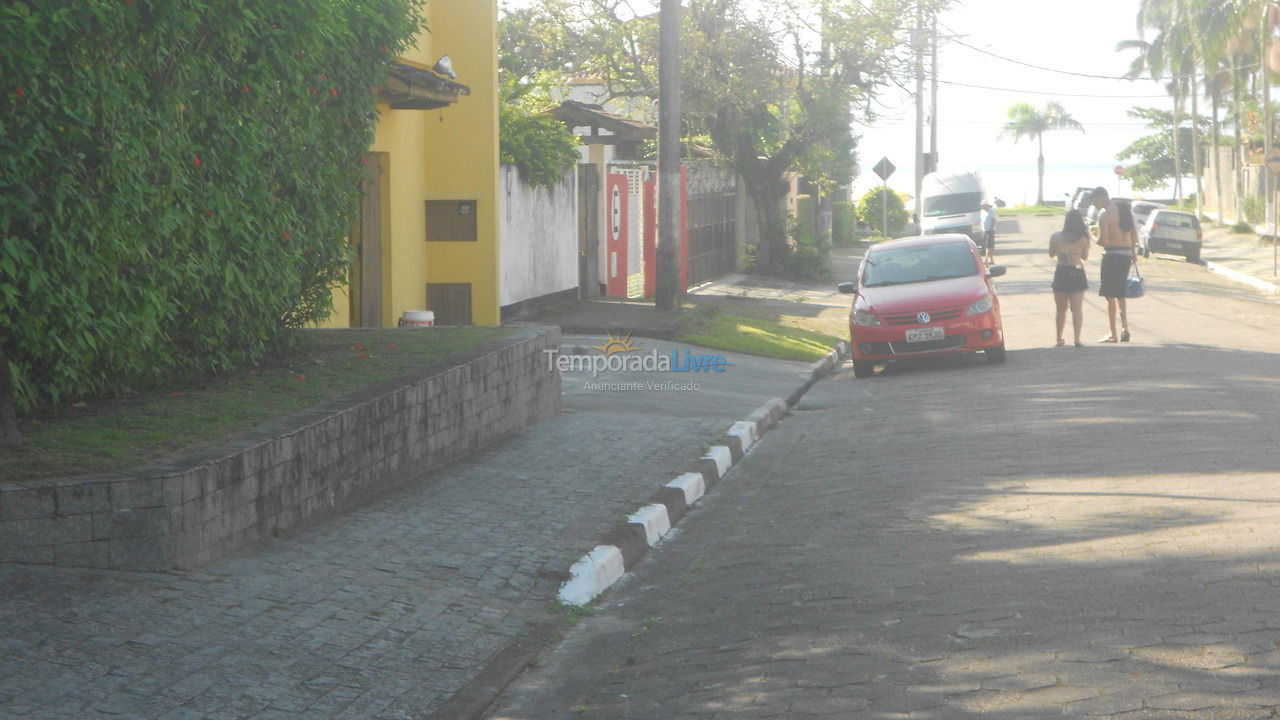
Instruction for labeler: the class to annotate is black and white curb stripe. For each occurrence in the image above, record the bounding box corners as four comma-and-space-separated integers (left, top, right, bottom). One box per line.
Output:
557, 341, 849, 607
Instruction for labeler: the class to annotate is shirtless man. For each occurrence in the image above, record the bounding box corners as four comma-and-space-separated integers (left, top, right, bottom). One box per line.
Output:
1091, 187, 1137, 342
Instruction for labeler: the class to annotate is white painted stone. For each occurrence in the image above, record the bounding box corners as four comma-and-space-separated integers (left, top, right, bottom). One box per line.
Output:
703, 446, 732, 478
559, 545, 625, 606
628, 504, 672, 546
665, 472, 706, 506
728, 421, 758, 453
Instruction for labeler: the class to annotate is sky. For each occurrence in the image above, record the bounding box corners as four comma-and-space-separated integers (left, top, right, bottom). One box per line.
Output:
854, 0, 1175, 207
499, 0, 1177, 206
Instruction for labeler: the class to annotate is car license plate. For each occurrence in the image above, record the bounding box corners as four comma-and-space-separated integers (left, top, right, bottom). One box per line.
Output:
1166, 241, 1182, 249
905, 326, 945, 343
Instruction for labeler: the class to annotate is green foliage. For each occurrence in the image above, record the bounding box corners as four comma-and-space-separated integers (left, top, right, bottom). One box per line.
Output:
1116, 106, 1210, 192
1230, 219, 1255, 234
832, 201, 856, 245
1243, 195, 1265, 225
794, 195, 816, 245
498, 78, 580, 189
855, 187, 907, 234
0, 0, 421, 412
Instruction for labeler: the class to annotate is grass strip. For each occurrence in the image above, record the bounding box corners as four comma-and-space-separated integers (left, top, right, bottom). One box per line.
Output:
675, 306, 844, 363
4, 327, 510, 482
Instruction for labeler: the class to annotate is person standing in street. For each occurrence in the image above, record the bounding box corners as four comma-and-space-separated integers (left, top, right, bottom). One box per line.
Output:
1092, 187, 1137, 342
1050, 209, 1091, 347
980, 202, 997, 265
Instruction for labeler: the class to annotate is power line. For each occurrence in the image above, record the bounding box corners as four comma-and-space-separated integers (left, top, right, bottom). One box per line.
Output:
939, 79, 1171, 99
943, 30, 1262, 82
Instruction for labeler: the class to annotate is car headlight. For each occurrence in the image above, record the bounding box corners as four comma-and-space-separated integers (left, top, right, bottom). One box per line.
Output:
852, 309, 881, 327
966, 294, 993, 316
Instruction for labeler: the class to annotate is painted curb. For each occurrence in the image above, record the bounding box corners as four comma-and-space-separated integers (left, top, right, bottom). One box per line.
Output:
556, 339, 849, 608
1205, 260, 1280, 295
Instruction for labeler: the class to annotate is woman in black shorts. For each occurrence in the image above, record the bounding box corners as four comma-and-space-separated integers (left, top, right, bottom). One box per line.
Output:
1050, 209, 1091, 347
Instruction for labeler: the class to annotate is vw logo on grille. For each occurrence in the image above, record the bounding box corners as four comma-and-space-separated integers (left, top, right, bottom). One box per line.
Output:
917, 311, 931, 324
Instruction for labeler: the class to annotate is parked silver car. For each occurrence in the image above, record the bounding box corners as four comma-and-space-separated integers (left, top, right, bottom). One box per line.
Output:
1131, 200, 1165, 228
1139, 209, 1202, 262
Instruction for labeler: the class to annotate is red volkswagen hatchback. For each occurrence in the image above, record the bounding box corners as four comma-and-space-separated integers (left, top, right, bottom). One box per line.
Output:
838, 234, 1007, 378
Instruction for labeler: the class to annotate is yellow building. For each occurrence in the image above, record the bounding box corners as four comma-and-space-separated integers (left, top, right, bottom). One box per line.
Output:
324, 0, 500, 328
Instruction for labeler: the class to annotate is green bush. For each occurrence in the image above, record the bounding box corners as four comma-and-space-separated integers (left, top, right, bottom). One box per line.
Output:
1244, 195, 1265, 225
832, 201, 856, 245
499, 78, 579, 189
793, 195, 816, 245
0, 0, 420, 412
855, 186, 907, 235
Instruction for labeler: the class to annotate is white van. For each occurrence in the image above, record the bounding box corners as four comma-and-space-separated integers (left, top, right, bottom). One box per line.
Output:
919, 171, 986, 243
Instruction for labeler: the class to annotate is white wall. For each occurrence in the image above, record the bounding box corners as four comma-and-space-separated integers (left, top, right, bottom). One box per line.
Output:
499, 164, 579, 308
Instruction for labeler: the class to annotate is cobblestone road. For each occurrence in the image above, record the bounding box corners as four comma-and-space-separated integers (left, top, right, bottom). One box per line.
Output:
489, 216, 1280, 719
0, 343, 807, 719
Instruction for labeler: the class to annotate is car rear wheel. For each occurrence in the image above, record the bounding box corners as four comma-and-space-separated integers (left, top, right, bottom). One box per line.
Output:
852, 360, 875, 378
1186, 250, 1200, 263
985, 342, 1007, 364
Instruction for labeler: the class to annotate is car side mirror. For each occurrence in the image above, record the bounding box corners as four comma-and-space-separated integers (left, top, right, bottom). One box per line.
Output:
987, 266, 1007, 278
837, 281, 856, 294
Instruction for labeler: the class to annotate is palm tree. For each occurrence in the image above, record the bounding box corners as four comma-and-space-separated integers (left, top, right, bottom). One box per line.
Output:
998, 101, 1084, 206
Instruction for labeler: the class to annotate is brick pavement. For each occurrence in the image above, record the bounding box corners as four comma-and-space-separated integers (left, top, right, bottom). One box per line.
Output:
487, 215, 1280, 719
0, 342, 809, 719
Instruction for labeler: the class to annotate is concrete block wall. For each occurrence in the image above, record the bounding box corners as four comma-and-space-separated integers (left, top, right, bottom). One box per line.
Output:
0, 325, 561, 571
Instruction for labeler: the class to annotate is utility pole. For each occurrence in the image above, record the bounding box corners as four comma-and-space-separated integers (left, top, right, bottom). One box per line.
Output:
913, 1, 925, 223
928, 10, 938, 176
656, 0, 681, 311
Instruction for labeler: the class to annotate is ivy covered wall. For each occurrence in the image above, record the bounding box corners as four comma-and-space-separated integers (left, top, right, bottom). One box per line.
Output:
0, 0, 421, 411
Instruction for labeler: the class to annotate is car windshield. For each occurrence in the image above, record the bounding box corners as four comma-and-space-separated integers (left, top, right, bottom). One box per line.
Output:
863, 242, 978, 287
923, 192, 981, 217
1155, 212, 1197, 228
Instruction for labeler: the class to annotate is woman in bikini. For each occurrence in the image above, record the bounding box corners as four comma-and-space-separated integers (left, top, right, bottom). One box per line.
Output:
1050, 209, 1091, 347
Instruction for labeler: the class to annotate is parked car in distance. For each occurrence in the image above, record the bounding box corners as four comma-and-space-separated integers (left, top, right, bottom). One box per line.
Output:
837, 234, 1007, 379
1131, 200, 1165, 228
1069, 188, 1093, 215
919, 171, 986, 244
1139, 209, 1203, 261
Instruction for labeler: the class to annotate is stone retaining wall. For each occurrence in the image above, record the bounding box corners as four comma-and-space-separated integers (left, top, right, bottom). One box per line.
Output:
0, 325, 562, 571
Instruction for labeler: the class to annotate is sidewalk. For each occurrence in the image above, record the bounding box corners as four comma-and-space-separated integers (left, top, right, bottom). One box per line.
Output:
0, 331, 818, 719
1199, 222, 1280, 294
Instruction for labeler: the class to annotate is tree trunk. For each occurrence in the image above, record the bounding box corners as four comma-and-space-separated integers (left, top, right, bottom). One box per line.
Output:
1036, 134, 1045, 206
1234, 73, 1245, 221
0, 349, 23, 448
1172, 84, 1184, 209
1213, 88, 1223, 225
740, 165, 789, 275
816, 190, 833, 247
1191, 73, 1203, 215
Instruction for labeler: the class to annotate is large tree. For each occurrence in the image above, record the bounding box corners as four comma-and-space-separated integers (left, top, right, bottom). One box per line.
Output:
1117, 107, 1211, 191
506, 0, 925, 275
998, 102, 1084, 206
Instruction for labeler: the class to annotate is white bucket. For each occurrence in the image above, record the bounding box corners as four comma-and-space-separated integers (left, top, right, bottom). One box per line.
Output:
399, 310, 435, 328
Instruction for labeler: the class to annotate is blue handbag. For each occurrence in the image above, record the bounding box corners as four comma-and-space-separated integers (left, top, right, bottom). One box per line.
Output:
1125, 261, 1144, 298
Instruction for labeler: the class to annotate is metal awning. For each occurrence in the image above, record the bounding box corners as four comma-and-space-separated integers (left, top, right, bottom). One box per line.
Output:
379, 62, 470, 110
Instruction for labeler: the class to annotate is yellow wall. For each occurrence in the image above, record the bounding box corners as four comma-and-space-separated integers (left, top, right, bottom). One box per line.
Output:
320, 0, 500, 327
421, 1, 500, 325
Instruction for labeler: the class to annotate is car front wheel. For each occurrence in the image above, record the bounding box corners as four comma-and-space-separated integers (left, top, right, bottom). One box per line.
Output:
985, 342, 1007, 364
852, 359, 875, 378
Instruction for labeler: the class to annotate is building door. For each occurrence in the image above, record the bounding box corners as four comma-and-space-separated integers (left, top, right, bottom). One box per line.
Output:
605, 173, 629, 297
